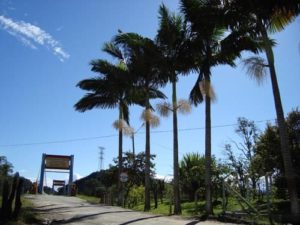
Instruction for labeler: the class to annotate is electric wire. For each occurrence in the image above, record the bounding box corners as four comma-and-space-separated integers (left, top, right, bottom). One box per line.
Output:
0, 118, 275, 147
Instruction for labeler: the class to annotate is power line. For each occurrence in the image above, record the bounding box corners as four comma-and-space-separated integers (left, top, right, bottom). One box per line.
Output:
0, 134, 116, 147
0, 118, 275, 147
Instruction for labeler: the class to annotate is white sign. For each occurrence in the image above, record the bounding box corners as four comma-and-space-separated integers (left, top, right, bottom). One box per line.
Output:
120, 172, 128, 182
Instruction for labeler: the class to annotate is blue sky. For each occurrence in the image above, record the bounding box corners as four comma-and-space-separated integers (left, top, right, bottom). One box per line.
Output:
0, 0, 299, 185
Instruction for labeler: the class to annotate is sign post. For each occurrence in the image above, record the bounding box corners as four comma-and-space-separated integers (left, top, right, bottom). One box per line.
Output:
119, 172, 128, 207
38, 154, 74, 195
120, 172, 128, 183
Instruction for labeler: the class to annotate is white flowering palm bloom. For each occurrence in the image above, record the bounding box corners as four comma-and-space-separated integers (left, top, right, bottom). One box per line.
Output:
141, 109, 160, 128
199, 79, 216, 102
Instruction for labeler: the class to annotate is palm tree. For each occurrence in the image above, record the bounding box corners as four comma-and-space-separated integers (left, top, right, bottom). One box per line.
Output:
179, 153, 206, 201
156, 99, 191, 214
229, 0, 300, 218
74, 43, 134, 205
181, 0, 232, 215
113, 32, 167, 211
155, 4, 193, 215
181, 0, 260, 215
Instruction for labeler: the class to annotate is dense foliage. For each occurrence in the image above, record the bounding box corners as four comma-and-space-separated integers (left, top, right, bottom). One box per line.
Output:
254, 109, 300, 199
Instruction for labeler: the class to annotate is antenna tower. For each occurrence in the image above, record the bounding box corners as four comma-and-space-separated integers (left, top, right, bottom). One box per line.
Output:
99, 146, 105, 171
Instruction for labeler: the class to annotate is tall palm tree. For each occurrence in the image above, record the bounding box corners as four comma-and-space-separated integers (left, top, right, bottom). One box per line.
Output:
113, 32, 167, 211
155, 4, 193, 215
228, 0, 300, 218
181, 0, 260, 215
74, 43, 134, 205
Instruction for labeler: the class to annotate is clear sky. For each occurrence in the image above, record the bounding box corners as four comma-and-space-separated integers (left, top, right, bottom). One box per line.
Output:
0, 0, 299, 185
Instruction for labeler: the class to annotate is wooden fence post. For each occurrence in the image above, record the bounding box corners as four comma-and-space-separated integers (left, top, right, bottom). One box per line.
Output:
13, 178, 24, 218
1, 179, 9, 219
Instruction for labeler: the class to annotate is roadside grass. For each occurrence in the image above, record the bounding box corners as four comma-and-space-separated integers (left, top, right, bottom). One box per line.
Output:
129, 197, 283, 225
131, 200, 209, 217
71, 195, 296, 224
76, 194, 100, 204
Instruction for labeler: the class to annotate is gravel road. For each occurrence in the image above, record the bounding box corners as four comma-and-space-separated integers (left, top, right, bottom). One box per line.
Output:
26, 194, 235, 225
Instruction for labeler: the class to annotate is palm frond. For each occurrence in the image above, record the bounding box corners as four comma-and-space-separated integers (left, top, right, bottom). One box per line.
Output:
113, 32, 145, 54
74, 93, 118, 112
148, 88, 167, 100
242, 56, 268, 85
157, 3, 194, 79
158, 4, 170, 34
90, 59, 127, 77
76, 77, 105, 91
189, 73, 204, 106
268, 11, 295, 33
156, 102, 172, 117
220, 29, 263, 58
181, 0, 226, 37
157, 3, 184, 47
267, 2, 300, 33
102, 42, 124, 61
177, 99, 192, 114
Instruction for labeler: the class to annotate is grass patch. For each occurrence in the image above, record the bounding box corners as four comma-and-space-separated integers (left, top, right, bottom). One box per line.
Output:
76, 194, 100, 204
130, 200, 209, 217
128, 197, 285, 225
131, 201, 171, 216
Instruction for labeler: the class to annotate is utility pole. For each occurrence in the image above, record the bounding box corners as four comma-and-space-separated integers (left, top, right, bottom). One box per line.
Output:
99, 146, 105, 171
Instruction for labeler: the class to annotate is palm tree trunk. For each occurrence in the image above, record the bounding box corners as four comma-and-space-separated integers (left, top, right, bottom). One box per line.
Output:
261, 24, 299, 219
172, 80, 181, 215
144, 116, 151, 211
118, 106, 123, 206
205, 77, 213, 215
132, 134, 135, 157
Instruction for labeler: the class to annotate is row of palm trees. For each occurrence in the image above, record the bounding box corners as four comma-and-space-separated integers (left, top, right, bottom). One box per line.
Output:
75, 0, 299, 218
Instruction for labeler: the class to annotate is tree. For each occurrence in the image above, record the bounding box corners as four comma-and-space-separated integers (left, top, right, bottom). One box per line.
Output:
113, 32, 167, 211
179, 153, 224, 203
0, 156, 13, 177
253, 124, 281, 174
179, 153, 206, 201
180, 0, 260, 215
224, 144, 249, 198
155, 4, 192, 214
225, 118, 260, 197
0, 156, 13, 195
74, 42, 135, 205
255, 109, 300, 200
230, 0, 300, 217
117, 151, 156, 207
116, 151, 156, 188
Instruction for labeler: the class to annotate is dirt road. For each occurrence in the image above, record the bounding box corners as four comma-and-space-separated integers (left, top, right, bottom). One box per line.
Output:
26, 195, 234, 225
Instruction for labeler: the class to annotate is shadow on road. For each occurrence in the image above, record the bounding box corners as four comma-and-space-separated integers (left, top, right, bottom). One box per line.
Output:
184, 221, 200, 225
49, 210, 133, 224
33, 204, 91, 213
34, 204, 58, 208
119, 215, 162, 225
